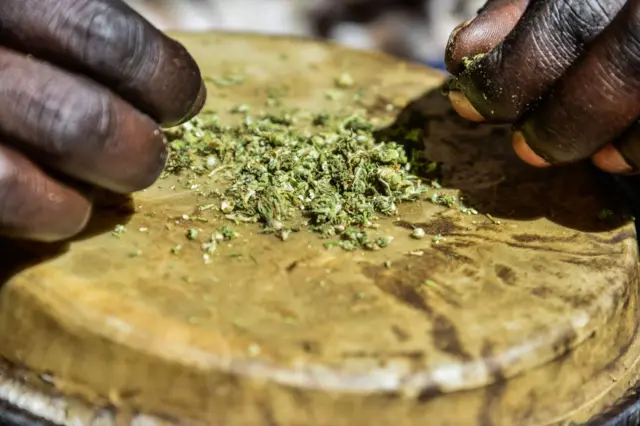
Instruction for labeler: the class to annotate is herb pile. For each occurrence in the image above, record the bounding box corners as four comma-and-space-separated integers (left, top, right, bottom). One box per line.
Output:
160, 101, 471, 251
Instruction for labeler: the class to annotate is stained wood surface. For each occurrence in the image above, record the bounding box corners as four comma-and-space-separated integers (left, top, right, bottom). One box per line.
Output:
0, 32, 637, 426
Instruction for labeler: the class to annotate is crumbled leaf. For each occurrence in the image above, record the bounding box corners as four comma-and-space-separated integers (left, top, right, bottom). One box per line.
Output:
335, 72, 354, 88
112, 224, 126, 237
208, 74, 245, 87
186, 228, 199, 240
163, 106, 445, 252
411, 227, 426, 239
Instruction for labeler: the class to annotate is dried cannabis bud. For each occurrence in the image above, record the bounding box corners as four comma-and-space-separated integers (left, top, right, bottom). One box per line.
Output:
163, 108, 441, 251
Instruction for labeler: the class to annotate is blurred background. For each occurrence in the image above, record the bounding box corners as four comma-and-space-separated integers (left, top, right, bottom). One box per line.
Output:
125, 0, 484, 69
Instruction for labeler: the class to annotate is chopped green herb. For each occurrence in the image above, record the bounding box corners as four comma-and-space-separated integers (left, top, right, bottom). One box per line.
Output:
411, 227, 426, 239
219, 225, 238, 240
162, 104, 455, 252
163, 109, 432, 251
461, 53, 485, 71
335, 72, 354, 88
230, 104, 250, 114
325, 89, 343, 100
112, 224, 126, 237
486, 214, 501, 225
208, 74, 245, 87
128, 249, 142, 258
186, 228, 199, 240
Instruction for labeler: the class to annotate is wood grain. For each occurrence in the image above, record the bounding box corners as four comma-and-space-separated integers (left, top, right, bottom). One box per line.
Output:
0, 32, 636, 426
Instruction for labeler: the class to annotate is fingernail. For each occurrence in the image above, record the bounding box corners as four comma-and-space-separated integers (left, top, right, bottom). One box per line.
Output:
448, 91, 485, 122
512, 132, 550, 168
592, 144, 634, 174
187, 80, 207, 119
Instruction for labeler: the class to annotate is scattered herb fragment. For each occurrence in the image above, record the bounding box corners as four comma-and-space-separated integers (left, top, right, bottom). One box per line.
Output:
208, 74, 245, 87
128, 249, 142, 258
186, 228, 199, 240
411, 227, 426, 239
335, 72, 354, 88
112, 224, 126, 237
486, 213, 501, 225
219, 225, 238, 240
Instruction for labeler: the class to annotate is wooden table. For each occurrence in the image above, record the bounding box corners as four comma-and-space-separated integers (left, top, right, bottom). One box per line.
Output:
0, 32, 637, 426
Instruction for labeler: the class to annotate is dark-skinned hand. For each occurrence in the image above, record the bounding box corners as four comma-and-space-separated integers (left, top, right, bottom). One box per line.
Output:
0, 0, 205, 242
445, 0, 640, 175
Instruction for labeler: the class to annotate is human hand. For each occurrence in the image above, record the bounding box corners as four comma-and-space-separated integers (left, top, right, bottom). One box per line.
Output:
444, 0, 640, 175
0, 0, 205, 242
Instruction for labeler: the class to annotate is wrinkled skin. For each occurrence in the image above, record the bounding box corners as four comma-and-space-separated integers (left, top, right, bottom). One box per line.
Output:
446, 0, 640, 175
0, 0, 205, 242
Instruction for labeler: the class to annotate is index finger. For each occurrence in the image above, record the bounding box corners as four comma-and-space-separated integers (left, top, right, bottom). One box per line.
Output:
0, 0, 206, 127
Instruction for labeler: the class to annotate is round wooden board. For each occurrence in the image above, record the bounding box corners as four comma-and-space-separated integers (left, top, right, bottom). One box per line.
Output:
0, 32, 638, 426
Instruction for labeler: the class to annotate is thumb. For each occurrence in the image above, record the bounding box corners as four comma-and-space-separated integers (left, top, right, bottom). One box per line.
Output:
445, 0, 529, 75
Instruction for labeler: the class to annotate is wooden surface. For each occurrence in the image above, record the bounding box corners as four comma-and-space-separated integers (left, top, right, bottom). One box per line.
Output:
0, 32, 637, 426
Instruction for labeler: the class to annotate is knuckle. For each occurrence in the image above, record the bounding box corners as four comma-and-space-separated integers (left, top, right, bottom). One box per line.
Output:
61, 0, 201, 124
36, 85, 113, 160
66, 0, 158, 84
555, 0, 622, 40
617, 4, 640, 71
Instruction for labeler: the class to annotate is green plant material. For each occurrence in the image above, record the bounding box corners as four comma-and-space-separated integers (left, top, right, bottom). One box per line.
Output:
186, 228, 199, 240
325, 89, 344, 100
461, 53, 485, 71
208, 74, 245, 87
424, 279, 437, 287
164, 108, 441, 251
429, 193, 457, 208
335, 72, 354, 88
230, 104, 251, 114
486, 213, 501, 225
128, 249, 142, 258
112, 224, 126, 237
410, 227, 426, 239
218, 225, 238, 240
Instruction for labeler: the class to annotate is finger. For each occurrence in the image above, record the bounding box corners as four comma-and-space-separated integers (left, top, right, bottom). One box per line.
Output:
0, 145, 92, 242
0, 0, 206, 127
591, 144, 637, 174
454, 0, 626, 122
445, 0, 529, 75
515, 0, 640, 165
0, 47, 167, 194
610, 123, 640, 173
